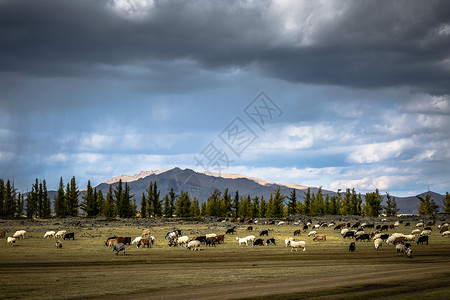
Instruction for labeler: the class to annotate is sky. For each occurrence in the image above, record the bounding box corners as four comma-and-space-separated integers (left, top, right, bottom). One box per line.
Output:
1, 0, 450, 197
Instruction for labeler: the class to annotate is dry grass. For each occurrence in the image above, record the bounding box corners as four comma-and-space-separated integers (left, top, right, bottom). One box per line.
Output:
1, 220, 450, 299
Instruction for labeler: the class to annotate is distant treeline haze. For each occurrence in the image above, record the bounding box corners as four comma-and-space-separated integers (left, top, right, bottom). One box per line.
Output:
0, 177, 449, 219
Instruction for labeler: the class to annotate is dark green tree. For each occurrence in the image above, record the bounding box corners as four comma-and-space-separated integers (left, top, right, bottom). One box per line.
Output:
54, 177, 66, 218
66, 176, 79, 217
258, 195, 266, 218
417, 192, 439, 215
220, 188, 232, 217
384, 192, 399, 217
26, 179, 39, 218
232, 190, 239, 218
103, 185, 115, 217
206, 189, 221, 217
82, 180, 97, 217
303, 188, 311, 215
190, 198, 201, 217
152, 181, 162, 217
271, 187, 286, 218
96, 189, 104, 216
175, 190, 191, 217
141, 193, 148, 218
251, 195, 259, 218
145, 181, 154, 217
0, 179, 4, 217
443, 192, 450, 214
239, 195, 252, 218
287, 189, 297, 216
363, 189, 383, 217
340, 188, 351, 215
42, 179, 51, 218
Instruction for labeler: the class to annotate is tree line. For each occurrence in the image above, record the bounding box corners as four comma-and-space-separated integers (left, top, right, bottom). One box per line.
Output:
1, 177, 449, 219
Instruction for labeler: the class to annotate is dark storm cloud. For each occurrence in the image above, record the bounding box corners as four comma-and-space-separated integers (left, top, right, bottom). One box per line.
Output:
1, 0, 450, 93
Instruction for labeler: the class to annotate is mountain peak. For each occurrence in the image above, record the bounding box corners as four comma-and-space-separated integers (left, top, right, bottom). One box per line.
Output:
103, 169, 169, 184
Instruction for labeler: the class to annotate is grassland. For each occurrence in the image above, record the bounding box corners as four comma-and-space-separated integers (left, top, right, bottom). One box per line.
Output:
1, 218, 450, 299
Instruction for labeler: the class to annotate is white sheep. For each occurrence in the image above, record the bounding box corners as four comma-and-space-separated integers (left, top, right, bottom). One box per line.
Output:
374, 238, 383, 251
420, 230, 432, 236
394, 221, 400, 227
277, 221, 286, 226
284, 237, 295, 247
313, 224, 320, 229
411, 229, 421, 235
55, 230, 66, 239
244, 235, 255, 244
13, 230, 26, 239
132, 236, 143, 245
355, 231, 366, 237
205, 233, 217, 238
307, 231, 317, 237
287, 240, 306, 251
416, 222, 424, 228
396, 244, 406, 256
177, 235, 190, 247
441, 231, 450, 237
341, 228, 349, 236
44, 231, 56, 238
236, 237, 248, 246
404, 235, 416, 242
187, 240, 201, 251
7, 237, 16, 245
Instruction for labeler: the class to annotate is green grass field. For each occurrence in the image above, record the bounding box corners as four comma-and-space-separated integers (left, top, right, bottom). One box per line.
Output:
1, 219, 450, 299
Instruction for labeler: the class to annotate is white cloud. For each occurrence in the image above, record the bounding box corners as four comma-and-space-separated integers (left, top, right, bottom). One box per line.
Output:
346, 139, 412, 163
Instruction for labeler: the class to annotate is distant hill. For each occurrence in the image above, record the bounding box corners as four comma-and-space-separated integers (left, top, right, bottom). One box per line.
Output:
46, 167, 445, 215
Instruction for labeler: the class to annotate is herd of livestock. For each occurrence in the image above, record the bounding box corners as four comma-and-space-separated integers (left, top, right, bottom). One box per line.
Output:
2, 218, 449, 257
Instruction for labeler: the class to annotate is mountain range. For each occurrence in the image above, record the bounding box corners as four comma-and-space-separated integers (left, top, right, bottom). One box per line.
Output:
89, 167, 446, 215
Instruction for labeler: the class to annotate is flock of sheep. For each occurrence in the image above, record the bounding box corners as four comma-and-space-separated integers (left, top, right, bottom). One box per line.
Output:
3, 218, 449, 258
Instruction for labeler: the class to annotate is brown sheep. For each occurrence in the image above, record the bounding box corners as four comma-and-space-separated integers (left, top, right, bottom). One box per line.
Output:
313, 234, 327, 242
56, 240, 63, 249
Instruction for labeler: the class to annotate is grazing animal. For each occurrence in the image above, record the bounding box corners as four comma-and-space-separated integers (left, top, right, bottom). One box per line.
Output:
0, 230, 5, 239
112, 243, 126, 255
376, 225, 381, 230
349, 242, 356, 252
55, 230, 66, 239
7, 237, 16, 245
313, 234, 326, 242
404, 235, 416, 242
131, 236, 143, 245
122, 237, 132, 245
396, 244, 406, 256
63, 232, 75, 240
236, 235, 255, 246
343, 231, 355, 239
205, 237, 218, 247
293, 229, 302, 236
246, 226, 253, 231
187, 240, 201, 251
405, 247, 413, 258
105, 236, 118, 246
265, 238, 276, 246
411, 229, 421, 235
416, 222, 424, 228
355, 234, 370, 242
424, 226, 432, 231
141, 229, 151, 237
107, 238, 118, 247
374, 238, 383, 251
216, 235, 225, 244
56, 240, 62, 249
351, 222, 360, 229
165, 229, 182, 240
420, 230, 432, 236
405, 222, 410, 227
205, 233, 217, 238
287, 240, 306, 252
303, 224, 309, 231
439, 226, 449, 233
441, 231, 450, 237
277, 221, 286, 226
260, 230, 269, 236
253, 238, 264, 246
13, 230, 26, 239
137, 238, 152, 248
226, 228, 236, 234
340, 228, 349, 236
334, 223, 345, 230
285, 237, 295, 247
44, 231, 56, 239
380, 225, 389, 232
177, 236, 190, 247
380, 234, 390, 240
417, 235, 429, 245
192, 235, 206, 243
393, 236, 406, 245
307, 231, 317, 237
426, 221, 435, 227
